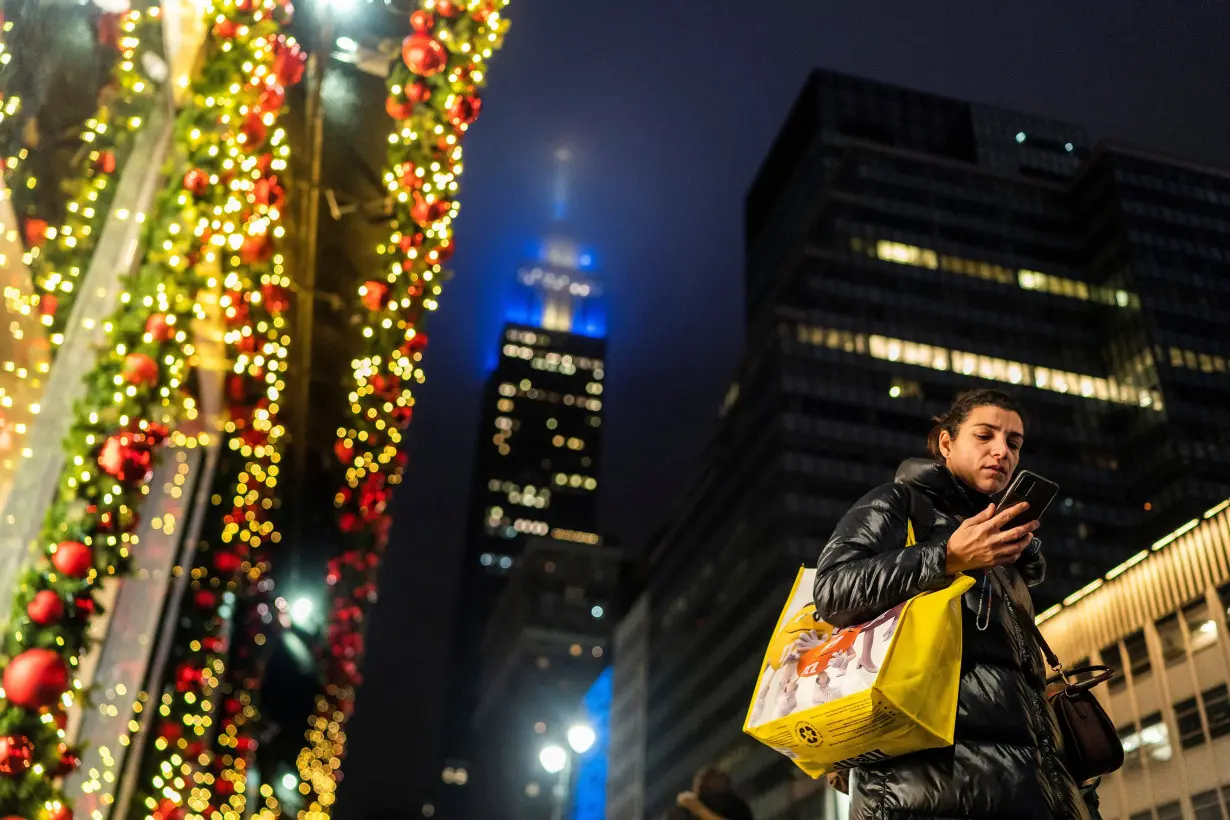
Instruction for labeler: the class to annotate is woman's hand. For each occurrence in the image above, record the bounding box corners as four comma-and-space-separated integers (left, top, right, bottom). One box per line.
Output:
945, 503, 1039, 574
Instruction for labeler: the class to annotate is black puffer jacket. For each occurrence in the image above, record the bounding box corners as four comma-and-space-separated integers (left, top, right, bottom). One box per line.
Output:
813, 458, 1088, 820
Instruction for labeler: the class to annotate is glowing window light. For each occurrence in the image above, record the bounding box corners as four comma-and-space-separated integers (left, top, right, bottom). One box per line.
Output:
797, 323, 1163, 411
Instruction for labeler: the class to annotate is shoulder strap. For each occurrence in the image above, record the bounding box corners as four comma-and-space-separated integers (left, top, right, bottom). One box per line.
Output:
901, 485, 934, 547
988, 567, 1063, 673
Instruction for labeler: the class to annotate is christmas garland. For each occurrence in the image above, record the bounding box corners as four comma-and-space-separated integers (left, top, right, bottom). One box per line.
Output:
0, 1, 298, 818
27, 6, 164, 344
294, 2, 511, 815
1, 5, 160, 506
123, 3, 302, 819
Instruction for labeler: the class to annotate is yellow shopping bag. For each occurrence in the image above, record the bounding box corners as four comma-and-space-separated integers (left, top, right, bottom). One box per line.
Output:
743, 562, 973, 777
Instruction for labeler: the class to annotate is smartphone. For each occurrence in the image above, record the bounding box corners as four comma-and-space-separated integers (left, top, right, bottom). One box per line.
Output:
996, 469, 1060, 528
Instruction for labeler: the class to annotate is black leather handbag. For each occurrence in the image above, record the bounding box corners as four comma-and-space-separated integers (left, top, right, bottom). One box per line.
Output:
990, 568, 1125, 783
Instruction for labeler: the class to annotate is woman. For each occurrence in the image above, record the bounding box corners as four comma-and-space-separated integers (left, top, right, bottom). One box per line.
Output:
813, 389, 1090, 820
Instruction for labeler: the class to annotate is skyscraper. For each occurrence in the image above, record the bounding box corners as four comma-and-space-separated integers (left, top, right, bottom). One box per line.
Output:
436, 152, 609, 818
636, 69, 1230, 819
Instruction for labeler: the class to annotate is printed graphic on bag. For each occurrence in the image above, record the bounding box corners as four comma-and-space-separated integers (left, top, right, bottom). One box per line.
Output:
742, 567, 973, 777
748, 602, 906, 728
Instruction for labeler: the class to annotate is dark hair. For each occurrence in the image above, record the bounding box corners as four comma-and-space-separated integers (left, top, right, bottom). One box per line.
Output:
693, 767, 733, 794
926, 389, 1026, 461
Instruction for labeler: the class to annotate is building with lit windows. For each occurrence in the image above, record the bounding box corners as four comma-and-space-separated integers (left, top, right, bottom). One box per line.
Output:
1038, 498, 1230, 820
464, 536, 621, 820
435, 182, 609, 816
637, 69, 1230, 820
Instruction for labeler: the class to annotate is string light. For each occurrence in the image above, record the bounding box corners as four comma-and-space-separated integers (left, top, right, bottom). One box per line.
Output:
294, 2, 512, 815
0, 2, 295, 819
27, 8, 163, 343
126, 2, 299, 818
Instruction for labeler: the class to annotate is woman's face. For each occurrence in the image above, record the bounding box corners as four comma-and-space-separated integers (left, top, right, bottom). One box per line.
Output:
938, 405, 1024, 494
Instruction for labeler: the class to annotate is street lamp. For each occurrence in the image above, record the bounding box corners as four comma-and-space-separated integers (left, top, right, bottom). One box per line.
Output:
538, 722, 596, 820
566, 724, 596, 755
538, 744, 567, 775
290, 596, 314, 628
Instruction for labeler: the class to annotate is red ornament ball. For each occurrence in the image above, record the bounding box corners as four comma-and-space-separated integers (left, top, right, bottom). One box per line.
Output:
96, 150, 117, 175
3, 648, 70, 710
411, 193, 449, 226
194, 590, 218, 610
0, 735, 34, 776
448, 94, 482, 127
360, 280, 389, 312
122, 352, 159, 386
397, 163, 422, 191
98, 432, 155, 484
399, 232, 425, 254
24, 217, 49, 248
402, 331, 429, 354
214, 550, 244, 575
260, 282, 289, 313
436, 0, 461, 16
392, 403, 415, 426
27, 591, 64, 626
240, 113, 268, 147
153, 798, 187, 820
145, 313, 175, 342
258, 85, 285, 113
38, 293, 58, 318
253, 176, 285, 209
338, 512, 360, 534
385, 96, 415, 121
406, 82, 432, 105
273, 38, 306, 86
52, 541, 93, 579
54, 745, 81, 778
334, 439, 355, 465
183, 168, 209, 195
240, 234, 274, 264
409, 10, 434, 31
401, 33, 448, 77
174, 662, 202, 692
44, 805, 72, 820
213, 19, 237, 39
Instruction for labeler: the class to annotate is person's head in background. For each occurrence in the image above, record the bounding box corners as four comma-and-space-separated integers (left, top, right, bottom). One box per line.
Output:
692, 767, 734, 796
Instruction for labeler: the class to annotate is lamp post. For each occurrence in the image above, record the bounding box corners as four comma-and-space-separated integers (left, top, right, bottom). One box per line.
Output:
539, 723, 596, 820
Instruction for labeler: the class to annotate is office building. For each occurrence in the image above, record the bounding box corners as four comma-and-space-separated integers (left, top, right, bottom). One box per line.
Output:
1039, 498, 1230, 820
606, 594, 650, 820
638, 69, 1230, 819
436, 150, 610, 817
467, 536, 622, 819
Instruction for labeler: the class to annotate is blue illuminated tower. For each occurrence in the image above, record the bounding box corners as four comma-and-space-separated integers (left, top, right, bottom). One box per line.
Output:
434, 149, 609, 819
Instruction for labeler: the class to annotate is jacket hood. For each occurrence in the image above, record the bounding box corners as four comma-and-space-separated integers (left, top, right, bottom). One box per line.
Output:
894, 457, 992, 518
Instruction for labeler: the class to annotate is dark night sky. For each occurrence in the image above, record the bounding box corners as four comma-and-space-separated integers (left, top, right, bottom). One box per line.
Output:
338, 1, 1229, 815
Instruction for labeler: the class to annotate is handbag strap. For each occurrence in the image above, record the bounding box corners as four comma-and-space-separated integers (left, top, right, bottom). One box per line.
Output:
985, 566, 1063, 674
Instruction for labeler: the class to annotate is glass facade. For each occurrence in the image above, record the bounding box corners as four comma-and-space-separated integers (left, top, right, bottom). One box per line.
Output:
640, 69, 1230, 820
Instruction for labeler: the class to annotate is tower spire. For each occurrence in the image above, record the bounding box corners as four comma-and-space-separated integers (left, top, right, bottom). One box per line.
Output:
552, 146, 572, 222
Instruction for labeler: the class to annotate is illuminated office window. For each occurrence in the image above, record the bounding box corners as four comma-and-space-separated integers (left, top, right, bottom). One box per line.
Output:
860, 239, 1139, 307
1183, 599, 1219, 653
796, 322, 1164, 410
